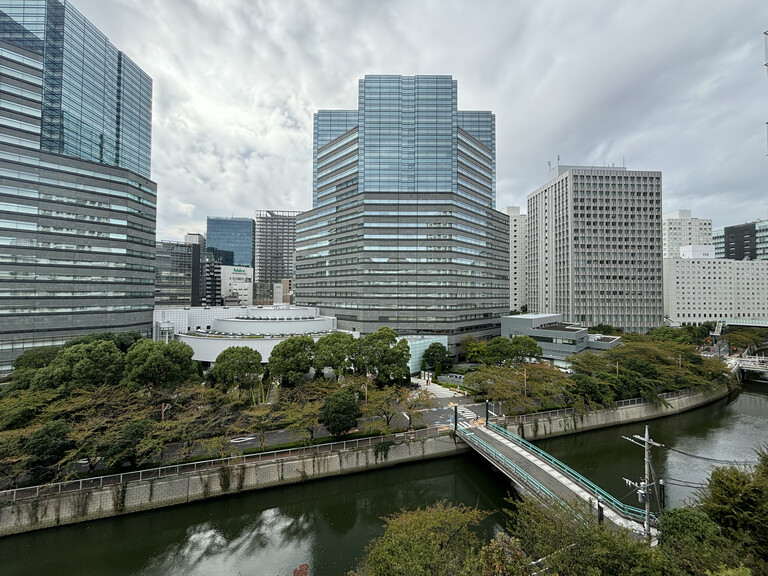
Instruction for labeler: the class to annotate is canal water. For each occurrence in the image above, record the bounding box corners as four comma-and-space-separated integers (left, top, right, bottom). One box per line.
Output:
537, 380, 768, 509
2, 380, 766, 576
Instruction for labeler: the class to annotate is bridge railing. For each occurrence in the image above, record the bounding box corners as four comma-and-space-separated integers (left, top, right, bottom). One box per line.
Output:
456, 426, 564, 506
486, 422, 653, 525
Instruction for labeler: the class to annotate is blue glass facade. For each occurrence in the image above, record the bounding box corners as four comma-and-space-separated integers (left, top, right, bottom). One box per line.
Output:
0, 1, 156, 371
297, 75, 509, 353
206, 217, 255, 269
0, 0, 152, 178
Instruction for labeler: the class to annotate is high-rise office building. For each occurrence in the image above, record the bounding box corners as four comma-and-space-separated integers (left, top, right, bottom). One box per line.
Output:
661, 210, 712, 258
155, 240, 200, 307
296, 75, 509, 352
503, 206, 527, 313
254, 210, 300, 283
0, 1, 156, 370
206, 216, 255, 269
184, 232, 206, 252
712, 221, 768, 260
527, 165, 663, 333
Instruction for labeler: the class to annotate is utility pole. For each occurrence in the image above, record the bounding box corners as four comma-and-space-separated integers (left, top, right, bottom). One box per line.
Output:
622, 425, 664, 538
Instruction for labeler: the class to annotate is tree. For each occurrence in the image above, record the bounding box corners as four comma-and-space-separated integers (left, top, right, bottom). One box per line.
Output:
323, 388, 358, 436
101, 419, 155, 469
209, 346, 264, 404
122, 340, 197, 390
658, 507, 745, 575
422, 342, 452, 371
313, 332, 355, 376
461, 335, 486, 363
434, 361, 442, 380
63, 331, 143, 353
31, 340, 124, 391
350, 501, 491, 576
352, 328, 410, 387
510, 498, 666, 576
268, 335, 315, 387
12, 346, 60, 371
698, 447, 768, 570
483, 337, 515, 366
23, 419, 73, 483
507, 335, 542, 364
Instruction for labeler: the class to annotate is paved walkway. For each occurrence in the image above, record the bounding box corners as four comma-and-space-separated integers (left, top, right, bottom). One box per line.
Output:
459, 422, 656, 536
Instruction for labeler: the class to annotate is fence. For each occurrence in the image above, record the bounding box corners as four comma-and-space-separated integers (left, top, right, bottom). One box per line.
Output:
502, 387, 700, 425
486, 422, 652, 525
0, 426, 443, 504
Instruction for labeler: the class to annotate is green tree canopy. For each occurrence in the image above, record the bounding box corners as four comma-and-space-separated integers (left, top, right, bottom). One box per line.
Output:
122, 340, 197, 390
351, 501, 491, 576
483, 337, 515, 366
31, 340, 125, 391
23, 419, 73, 483
63, 331, 143, 353
508, 335, 543, 364
268, 335, 316, 387
460, 335, 486, 363
422, 342, 452, 371
323, 388, 358, 436
313, 332, 356, 375
12, 346, 60, 371
353, 328, 411, 387
209, 346, 264, 404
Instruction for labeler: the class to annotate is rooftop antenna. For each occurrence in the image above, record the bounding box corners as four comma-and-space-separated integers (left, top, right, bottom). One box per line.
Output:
548, 161, 551, 171
557, 155, 560, 166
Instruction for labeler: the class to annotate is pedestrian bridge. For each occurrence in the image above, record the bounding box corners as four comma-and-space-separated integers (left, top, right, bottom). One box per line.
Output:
455, 419, 655, 535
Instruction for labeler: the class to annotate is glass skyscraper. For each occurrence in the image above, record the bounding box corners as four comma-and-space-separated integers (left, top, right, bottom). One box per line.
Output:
296, 75, 509, 352
0, 0, 156, 370
206, 216, 255, 269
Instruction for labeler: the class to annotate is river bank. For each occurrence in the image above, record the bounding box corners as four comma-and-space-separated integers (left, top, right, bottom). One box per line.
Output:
0, 381, 732, 537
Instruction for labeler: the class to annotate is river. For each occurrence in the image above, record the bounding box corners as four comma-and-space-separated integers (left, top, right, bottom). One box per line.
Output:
2, 380, 766, 576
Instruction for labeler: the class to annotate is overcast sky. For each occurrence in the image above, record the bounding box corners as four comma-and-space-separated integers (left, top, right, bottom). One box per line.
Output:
74, 0, 768, 239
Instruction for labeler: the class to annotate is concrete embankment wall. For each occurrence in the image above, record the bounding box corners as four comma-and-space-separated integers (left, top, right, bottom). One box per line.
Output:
504, 383, 731, 441
0, 433, 468, 537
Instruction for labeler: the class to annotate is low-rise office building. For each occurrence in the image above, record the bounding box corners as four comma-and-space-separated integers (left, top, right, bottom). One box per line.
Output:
154, 305, 341, 365
501, 313, 620, 360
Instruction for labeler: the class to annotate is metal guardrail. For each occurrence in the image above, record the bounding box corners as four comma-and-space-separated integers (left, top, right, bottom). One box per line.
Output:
0, 427, 444, 504
503, 387, 699, 425
486, 422, 653, 525
456, 426, 563, 505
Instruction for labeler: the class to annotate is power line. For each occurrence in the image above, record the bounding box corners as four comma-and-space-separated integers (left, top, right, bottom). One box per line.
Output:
665, 446, 757, 466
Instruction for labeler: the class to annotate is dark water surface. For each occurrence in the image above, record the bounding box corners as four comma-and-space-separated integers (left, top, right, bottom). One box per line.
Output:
3, 381, 766, 576
536, 380, 768, 509
1, 455, 512, 576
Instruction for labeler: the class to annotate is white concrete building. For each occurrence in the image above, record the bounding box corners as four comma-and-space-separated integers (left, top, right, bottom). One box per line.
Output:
220, 265, 254, 306
527, 165, 663, 333
662, 210, 712, 258
153, 305, 343, 364
501, 313, 620, 361
503, 206, 528, 313
663, 250, 768, 325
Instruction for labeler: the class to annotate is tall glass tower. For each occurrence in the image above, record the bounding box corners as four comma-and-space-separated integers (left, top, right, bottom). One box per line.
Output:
206, 217, 255, 269
0, 0, 156, 370
296, 75, 509, 352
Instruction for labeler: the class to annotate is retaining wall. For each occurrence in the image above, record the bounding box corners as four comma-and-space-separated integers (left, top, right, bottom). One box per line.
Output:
503, 383, 730, 440
0, 432, 467, 537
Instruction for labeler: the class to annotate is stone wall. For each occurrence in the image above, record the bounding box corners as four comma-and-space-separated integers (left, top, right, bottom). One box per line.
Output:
0, 433, 468, 537
503, 383, 730, 440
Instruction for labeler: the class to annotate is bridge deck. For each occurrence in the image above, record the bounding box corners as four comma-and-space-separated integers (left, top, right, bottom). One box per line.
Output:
457, 422, 652, 535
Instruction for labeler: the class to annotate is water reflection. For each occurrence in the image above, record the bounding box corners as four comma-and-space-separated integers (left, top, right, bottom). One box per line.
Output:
2, 457, 512, 576
538, 382, 768, 508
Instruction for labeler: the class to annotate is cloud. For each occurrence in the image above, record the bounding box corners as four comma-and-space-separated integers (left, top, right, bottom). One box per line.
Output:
73, 0, 768, 236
